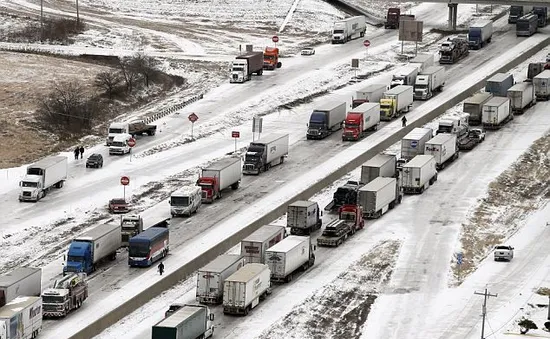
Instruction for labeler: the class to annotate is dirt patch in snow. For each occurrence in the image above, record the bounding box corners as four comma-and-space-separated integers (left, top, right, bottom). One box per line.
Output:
452, 133, 550, 285
259, 240, 400, 339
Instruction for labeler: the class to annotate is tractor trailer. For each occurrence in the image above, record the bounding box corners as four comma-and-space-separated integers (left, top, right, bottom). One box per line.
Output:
287, 201, 322, 236
243, 134, 289, 175
380, 85, 413, 121
413, 66, 445, 100
197, 157, 241, 202
196, 254, 244, 304
307, 101, 347, 139
342, 102, 380, 141
19, 156, 68, 202
265, 236, 316, 283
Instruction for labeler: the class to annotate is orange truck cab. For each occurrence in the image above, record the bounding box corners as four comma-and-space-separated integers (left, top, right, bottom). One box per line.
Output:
263, 47, 282, 70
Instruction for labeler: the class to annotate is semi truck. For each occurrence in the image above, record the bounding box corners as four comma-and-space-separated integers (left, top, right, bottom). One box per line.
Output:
516, 13, 538, 36
468, 20, 493, 49
152, 304, 214, 339
197, 157, 241, 202
390, 65, 418, 88
243, 134, 289, 175
287, 200, 322, 236
400, 127, 433, 161
306, 101, 347, 140
533, 6, 548, 27
413, 66, 445, 100
41, 272, 88, 317
482, 97, 512, 130
439, 37, 469, 64
0, 296, 42, 339
170, 186, 202, 216
106, 119, 156, 146
485, 73, 515, 97
424, 133, 459, 170
436, 115, 469, 140
230, 51, 264, 83
265, 236, 316, 283
380, 85, 413, 121
359, 177, 402, 219
241, 225, 286, 264
196, 254, 244, 304
342, 102, 380, 141
384, 8, 415, 29
19, 155, 68, 202
331, 16, 366, 44
263, 47, 281, 70
533, 70, 550, 100
507, 82, 536, 114
317, 207, 363, 247
351, 84, 387, 108
401, 155, 438, 194
509, 5, 533, 24
121, 214, 143, 247
0, 267, 41, 307
223, 263, 271, 315
360, 153, 397, 185
63, 222, 122, 275
409, 53, 435, 73
463, 92, 493, 125
324, 180, 361, 212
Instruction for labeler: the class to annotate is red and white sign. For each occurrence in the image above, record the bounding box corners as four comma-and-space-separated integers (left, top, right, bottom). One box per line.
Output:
272, 35, 279, 43
231, 131, 240, 138
188, 113, 198, 123
363, 40, 370, 47
127, 137, 136, 148
120, 176, 130, 186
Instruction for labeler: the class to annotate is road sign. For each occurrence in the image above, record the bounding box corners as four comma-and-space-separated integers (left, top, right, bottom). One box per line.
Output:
120, 176, 130, 186
457, 252, 463, 265
363, 40, 370, 47
232, 131, 240, 138
188, 113, 198, 123
127, 137, 136, 148
272, 35, 279, 43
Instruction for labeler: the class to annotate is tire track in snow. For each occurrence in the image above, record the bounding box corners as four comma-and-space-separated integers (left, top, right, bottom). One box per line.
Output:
279, 0, 301, 32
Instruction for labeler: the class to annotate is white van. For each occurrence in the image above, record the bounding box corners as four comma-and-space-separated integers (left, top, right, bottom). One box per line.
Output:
170, 186, 202, 217
109, 133, 132, 155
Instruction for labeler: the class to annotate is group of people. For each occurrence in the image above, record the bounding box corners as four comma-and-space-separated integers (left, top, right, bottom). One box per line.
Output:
74, 146, 85, 160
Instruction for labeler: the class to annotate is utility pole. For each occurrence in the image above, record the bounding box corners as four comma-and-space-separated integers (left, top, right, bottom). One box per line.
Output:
40, 0, 44, 42
474, 288, 498, 339
76, 0, 80, 27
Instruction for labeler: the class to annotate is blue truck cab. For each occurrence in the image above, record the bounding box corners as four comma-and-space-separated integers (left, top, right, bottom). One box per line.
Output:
128, 227, 170, 267
64, 241, 94, 275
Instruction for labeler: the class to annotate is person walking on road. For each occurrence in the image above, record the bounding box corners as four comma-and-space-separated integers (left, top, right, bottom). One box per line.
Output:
158, 262, 165, 276
79, 146, 85, 159
74, 147, 80, 160
401, 115, 407, 127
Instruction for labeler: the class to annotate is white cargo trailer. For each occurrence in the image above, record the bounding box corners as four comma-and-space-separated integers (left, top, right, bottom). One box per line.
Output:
0, 296, 42, 339
265, 236, 316, 283
307, 101, 347, 139
196, 254, 245, 304
409, 53, 435, 72
400, 127, 433, 161
482, 97, 512, 130
359, 177, 400, 219
390, 65, 419, 88
463, 92, 493, 125
402, 155, 438, 194
413, 66, 445, 100
533, 69, 550, 101
331, 16, 366, 44
240, 225, 286, 264
0, 268, 41, 307
243, 134, 289, 175
424, 133, 459, 170
507, 82, 535, 114
360, 153, 397, 184
352, 84, 387, 108
152, 304, 214, 339
468, 20, 493, 49
19, 155, 68, 202
380, 85, 414, 121
223, 263, 271, 315
353, 102, 380, 131
485, 73, 514, 97
287, 201, 322, 236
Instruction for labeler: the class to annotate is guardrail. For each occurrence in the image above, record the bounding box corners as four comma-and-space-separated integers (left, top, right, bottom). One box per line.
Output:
67, 35, 550, 339
142, 94, 204, 124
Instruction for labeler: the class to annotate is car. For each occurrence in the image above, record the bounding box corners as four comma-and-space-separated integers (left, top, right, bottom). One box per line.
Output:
108, 198, 130, 213
494, 245, 514, 261
165, 304, 184, 318
301, 47, 315, 56
469, 128, 486, 142
86, 153, 103, 168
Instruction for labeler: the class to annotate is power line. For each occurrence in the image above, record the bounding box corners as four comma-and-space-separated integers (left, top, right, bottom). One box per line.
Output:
475, 288, 498, 339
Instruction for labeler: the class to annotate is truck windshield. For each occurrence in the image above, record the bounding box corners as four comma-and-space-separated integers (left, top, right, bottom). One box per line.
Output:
340, 212, 356, 221
438, 126, 452, 133
21, 181, 38, 188
469, 31, 481, 38
232, 66, 244, 72
111, 141, 125, 147
264, 55, 275, 61
380, 103, 391, 109
171, 196, 190, 206
415, 84, 427, 90
42, 295, 64, 303
346, 122, 359, 128
333, 29, 344, 34
67, 255, 83, 263
109, 128, 124, 134
129, 242, 150, 257
309, 112, 326, 125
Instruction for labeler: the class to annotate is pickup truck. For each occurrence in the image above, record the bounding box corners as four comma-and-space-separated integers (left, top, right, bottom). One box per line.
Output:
458, 128, 486, 151
494, 245, 514, 261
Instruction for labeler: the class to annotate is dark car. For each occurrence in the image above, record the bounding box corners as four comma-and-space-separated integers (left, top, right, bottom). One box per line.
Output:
109, 198, 129, 213
86, 153, 103, 168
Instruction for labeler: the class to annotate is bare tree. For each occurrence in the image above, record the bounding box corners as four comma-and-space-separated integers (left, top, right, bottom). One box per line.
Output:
129, 53, 159, 87
94, 71, 122, 99
118, 57, 140, 93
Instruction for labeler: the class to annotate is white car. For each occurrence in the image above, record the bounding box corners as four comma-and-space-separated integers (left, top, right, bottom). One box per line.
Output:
301, 47, 315, 56
494, 245, 514, 261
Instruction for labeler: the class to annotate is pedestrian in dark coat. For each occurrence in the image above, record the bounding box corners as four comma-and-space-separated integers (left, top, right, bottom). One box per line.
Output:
402, 115, 407, 127
74, 147, 80, 160
79, 146, 84, 159
158, 262, 165, 276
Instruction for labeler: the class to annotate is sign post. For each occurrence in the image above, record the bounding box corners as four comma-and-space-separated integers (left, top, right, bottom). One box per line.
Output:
363, 39, 370, 58
120, 176, 130, 201
231, 131, 240, 153
127, 137, 136, 162
272, 35, 279, 47
188, 113, 199, 139
457, 251, 463, 281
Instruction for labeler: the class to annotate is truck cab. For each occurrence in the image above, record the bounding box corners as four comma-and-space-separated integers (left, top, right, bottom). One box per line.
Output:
263, 47, 281, 70
338, 205, 364, 230
332, 22, 347, 43
342, 112, 363, 141
106, 122, 129, 146
385, 8, 401, 29
121, 214, 144, 247
197, 176, 219, 203
109, 133, 132, 155
230, 59, 249, 83
63, 242, 93, 275
243, 144, 266, 174
307, 111, 331, 139
42, 272, 88, 317
436, 116, 468, 139
170, 186, 202, 216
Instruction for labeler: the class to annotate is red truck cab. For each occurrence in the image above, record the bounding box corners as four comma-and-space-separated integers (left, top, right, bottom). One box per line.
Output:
197, 177, 219, 203
263, 47, 282, 70
352, 98, 368, 108
338, 204, 364, 230
342, 112, 364, 141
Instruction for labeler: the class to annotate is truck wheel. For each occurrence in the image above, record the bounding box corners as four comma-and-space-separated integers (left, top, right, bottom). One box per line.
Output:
258, 69, 263, 76
276, 62, 282, 68
286, 274, 293, 283
231, 182, 240, 190
244, 307, 249, 316
280, 156, 285, 164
